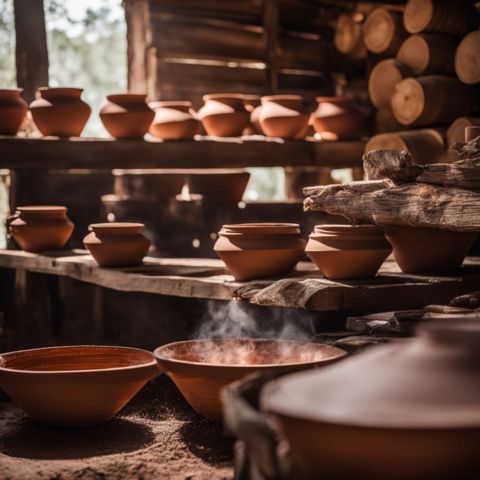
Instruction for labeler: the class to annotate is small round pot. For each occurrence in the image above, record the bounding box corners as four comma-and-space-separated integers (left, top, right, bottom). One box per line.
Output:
154, 338, 346, 421
30, 87, 91, 137
0, 345, 158, 427
306, 225, 392, 279
149, 101, 199, 140
8, 206, 74, 253
312, 96, 364, 140
214, 223, 306, 281
100, 93, 154, 139
185, 169, 250, 203
0, 88, 28, 135
384, 226, 478, 274
197, 94, 250, 137
84, 222, 151, 267
259, 95, 310, 139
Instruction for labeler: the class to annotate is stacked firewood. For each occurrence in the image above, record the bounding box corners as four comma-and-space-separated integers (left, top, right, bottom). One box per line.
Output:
303, 135, 480, 231
351, 0, 480, 164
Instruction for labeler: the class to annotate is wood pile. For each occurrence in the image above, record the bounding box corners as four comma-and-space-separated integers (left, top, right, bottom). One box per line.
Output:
303, 136, 480, 231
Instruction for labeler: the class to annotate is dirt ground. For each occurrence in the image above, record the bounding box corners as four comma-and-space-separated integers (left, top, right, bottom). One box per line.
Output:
0, 376, 233, 480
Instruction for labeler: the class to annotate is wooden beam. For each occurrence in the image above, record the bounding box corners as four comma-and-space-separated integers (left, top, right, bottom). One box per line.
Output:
262, 0, 279, 92
13, 0, 48, 102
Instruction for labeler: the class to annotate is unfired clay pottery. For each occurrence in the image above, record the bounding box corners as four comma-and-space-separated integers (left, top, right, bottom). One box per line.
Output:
149, 101, 199, 140
185, 169, 250, 203
0, 345, 158, 427
0, 88, 28, 135
8, 206, 74, 252
306, 225, 392, 279
312, 96, 364, 140
384, 226, 477, 273
198, 94, 250, 137
154, 338, 346, 421
30, 87, 91, 137
261, 318, 480, 480
83, 222, 151, 267
214, 223, 307, 281
100, 93, 154, 139
259, 95, 310, 139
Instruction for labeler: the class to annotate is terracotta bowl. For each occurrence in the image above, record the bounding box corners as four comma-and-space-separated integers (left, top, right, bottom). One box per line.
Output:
154, 338, 346, 421
0, 346, 158, 427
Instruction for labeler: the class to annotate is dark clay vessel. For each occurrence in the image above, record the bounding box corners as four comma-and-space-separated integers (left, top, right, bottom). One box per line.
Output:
149, 101, 199, 140
30, 87, 91, 137
0, 88, 28, 135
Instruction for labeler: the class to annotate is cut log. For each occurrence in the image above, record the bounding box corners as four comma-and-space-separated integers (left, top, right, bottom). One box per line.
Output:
303, 181, 480, 231
363, 150, 422, 182
455, 31, 480, 85
365, 130, 444, 164
363, 8, 407, 56
396, 34, 457, 75
391, 76, 475, 127
334, 13, 366, 59
447, 117, 480, 146
368, 59, 411, 109
403, 0, 472, 36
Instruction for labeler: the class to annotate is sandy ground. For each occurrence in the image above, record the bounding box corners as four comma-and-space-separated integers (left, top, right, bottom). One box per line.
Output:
0, 376, 233, 480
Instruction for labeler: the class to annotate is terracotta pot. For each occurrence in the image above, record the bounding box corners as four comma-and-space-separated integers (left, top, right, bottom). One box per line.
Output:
0, 88, 28, 135
149, 101, 199, 140
0, 345, 158, 427
83, 222, 151, 267
312, 96, 364, 140
306, 225, 392, 279
185, 169, 250, 203
197, 94, 250, 137
261, 318, 480, 480
100, 93, 154, 139
30, 87, 91, 137
154, 338, 346, 421
259, 95, 310, 139
243, 95, 262, 134
214, 223, 306, 281
384, 226, 477, 274
8, 206, 74, 253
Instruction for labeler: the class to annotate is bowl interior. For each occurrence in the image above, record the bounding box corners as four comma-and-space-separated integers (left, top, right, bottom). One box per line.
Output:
1, 346, 155, 372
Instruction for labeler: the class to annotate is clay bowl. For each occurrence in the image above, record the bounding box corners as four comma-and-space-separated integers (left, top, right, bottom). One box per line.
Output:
0, 346, 158, 427
154, 338, 346, 421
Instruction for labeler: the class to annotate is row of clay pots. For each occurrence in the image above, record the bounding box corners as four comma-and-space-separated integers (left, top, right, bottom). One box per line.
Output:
214, 223, 477, 281
8, 206, 150, 267
0, 88, 364, 140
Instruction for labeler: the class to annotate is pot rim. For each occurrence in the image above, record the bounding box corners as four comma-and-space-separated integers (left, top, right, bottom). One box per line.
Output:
154, 338, 347, 369
316, 96, 354, 103
312, 224, 385, 234
17, 205, 67, 213
0, 88, 23, 96
37, 87, 84, 97
89, 222, 145, 233
261, 94, 304, 103
0, 345, 157, 375
106, 92, 148, 103
220, 223, 301, 235
203, 93, 245, 101
148, 100, 193, 109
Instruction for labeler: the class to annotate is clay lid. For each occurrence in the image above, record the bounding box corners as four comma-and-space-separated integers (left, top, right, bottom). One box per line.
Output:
262, 318, 480, 429
220, 223, 301, 235
89, 222, 145, 235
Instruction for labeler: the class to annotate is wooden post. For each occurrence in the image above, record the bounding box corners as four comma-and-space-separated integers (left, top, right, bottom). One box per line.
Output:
13, 0, 49, 102
262, 0, 279, 93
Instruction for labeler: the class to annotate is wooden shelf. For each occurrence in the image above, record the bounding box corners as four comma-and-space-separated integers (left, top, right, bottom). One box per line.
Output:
0, 135, 365, 170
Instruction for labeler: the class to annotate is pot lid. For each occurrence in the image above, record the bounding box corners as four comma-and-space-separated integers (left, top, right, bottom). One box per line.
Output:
262, 318, 480, 429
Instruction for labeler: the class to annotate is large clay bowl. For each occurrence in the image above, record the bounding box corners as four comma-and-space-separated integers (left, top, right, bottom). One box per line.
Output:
0, 346, 158, 427
154, 338, 346, 421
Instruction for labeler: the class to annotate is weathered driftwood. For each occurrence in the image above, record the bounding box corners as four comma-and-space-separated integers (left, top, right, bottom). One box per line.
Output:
303, 180, 480, 231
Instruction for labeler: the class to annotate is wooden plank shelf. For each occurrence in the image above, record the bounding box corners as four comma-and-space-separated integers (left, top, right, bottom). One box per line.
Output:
0, 136, 365, 170
1, 250, 479, 314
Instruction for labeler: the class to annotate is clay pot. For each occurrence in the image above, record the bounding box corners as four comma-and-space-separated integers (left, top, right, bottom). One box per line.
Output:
185, 169, 250, 203
259, 95, 310, 139
384, 226, 477, 274
312, 96, 364, 140
214, 223, 306, 281
261, 318, 480, 480
8, 206, 74, 253
100, 93, 154, 139
0, 345, 158, 427
243, 95, 262, 134
29, 87, 91, 137
306, 225, 392, 280
149, 101, 199, 140
198, 94, 250, 137
154, 338, 346, 421
84, 222, 151, 267
0, 88, 28, 135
